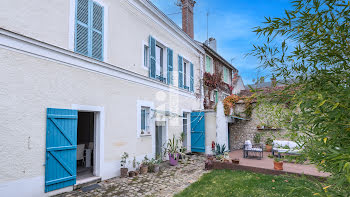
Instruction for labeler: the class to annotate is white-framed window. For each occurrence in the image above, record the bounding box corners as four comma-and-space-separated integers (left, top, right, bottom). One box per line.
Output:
223, 66, 230, 84
141, 107, 150, 135
137, 100, 154, 138
205, 55, 213, 73
182, 59, 191, 90
214, 90, 218, 104
143, 44, 149, 68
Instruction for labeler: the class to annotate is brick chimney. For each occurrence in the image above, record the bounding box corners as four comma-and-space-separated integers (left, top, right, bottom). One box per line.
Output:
181, 0, 196, 39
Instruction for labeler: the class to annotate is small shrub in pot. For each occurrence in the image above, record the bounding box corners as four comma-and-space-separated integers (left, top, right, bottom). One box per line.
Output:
120, 152, 129, 177
140, 156, 149, 174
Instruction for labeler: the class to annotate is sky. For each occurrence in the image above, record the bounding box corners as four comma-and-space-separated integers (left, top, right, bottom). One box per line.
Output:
150, 0, 293, 85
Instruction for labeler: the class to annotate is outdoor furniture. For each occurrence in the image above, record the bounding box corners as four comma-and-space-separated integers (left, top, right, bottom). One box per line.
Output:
272, 140, 302, 158
77, 144, 85, 165
243, 140, 263, 159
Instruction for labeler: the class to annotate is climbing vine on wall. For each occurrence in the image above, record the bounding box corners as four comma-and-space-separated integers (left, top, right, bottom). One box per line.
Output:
222, 94, 256, 117
203, 68, 234, 109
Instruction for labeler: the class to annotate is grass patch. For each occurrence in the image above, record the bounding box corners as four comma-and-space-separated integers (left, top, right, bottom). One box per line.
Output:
175, 170, 322, 197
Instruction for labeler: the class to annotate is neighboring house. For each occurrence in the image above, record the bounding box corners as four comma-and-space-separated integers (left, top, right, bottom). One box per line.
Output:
232, 75, 246, 95
0, 0, 209, 196
196, 38, 240, 109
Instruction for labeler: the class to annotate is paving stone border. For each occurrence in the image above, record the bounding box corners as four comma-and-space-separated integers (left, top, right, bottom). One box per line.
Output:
57, 154, 207, 197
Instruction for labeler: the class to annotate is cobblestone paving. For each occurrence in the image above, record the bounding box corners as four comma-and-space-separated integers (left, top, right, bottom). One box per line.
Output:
60, 155, 207, 197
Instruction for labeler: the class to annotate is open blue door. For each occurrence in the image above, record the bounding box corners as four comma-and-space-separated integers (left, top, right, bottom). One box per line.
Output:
45, 108, 78, 192
191, 111, 205, 152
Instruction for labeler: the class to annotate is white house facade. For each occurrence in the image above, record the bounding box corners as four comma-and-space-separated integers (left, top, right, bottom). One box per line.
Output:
0, 0, 205, 196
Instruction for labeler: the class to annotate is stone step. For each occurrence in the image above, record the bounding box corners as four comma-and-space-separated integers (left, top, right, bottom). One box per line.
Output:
74, 176, 102, 190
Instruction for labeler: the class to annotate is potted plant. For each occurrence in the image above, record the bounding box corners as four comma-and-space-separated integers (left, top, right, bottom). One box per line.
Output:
164, 135, 182, 166
128, 156, 138, 177
148, 156, 162, 173
213, 143, 228, 162
253, 133, 261, 144
269, 155, 283, 170
265, 137, 274, 152
140, 156, 149, 174
120, 152, 129, 177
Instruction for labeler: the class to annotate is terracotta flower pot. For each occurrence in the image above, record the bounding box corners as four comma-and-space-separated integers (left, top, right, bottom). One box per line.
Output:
266, 145, 272, 152
273, 161, 284, 170
128, 171, 136, 177
140, 165, 148, 174
120, 168, 128, 177
232, 159, 240, 165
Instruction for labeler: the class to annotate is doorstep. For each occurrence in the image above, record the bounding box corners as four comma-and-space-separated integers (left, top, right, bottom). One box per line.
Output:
74, 176, 101, 190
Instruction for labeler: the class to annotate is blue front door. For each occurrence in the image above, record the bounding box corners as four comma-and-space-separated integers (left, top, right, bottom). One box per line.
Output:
191, 112, 205, 152
45, 108, 78, 192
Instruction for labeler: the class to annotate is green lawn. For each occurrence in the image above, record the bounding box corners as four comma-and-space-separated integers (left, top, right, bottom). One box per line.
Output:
175, 170, 322, 197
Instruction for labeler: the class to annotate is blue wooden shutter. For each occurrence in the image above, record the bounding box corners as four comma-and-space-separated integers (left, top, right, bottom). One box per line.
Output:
149, 36, 156, 79
191, 112, 205, 152
45, 108, 78, 192
178, 55, 183, 88
91, 1, 104, 60
167, 48, 173, 85
75, 0, 89, 56
190, 62, 194, 92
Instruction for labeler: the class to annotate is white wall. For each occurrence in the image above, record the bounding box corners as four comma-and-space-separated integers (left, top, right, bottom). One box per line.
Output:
0, 0, 203, 92
0, 46, 200, 196
216, 102, 229, 149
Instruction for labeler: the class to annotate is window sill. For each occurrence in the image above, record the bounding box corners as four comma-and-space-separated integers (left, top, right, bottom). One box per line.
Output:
140, 134, 152, 137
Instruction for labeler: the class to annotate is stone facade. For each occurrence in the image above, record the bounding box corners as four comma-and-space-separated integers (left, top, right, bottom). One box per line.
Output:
228, 103, 289, 150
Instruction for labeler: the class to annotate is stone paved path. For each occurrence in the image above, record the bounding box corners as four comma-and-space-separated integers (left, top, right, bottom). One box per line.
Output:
58, 155, 207, 197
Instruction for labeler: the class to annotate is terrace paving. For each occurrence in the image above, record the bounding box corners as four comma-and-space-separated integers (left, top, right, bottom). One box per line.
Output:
229, 150, 331, 177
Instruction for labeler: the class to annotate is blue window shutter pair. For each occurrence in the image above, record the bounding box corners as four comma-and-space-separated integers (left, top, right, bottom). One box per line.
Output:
190, 62, 194, 92
167, 48, 173, 85
149, 36, 156, 79
178, 55, 183, 88
75, 0, 104, 61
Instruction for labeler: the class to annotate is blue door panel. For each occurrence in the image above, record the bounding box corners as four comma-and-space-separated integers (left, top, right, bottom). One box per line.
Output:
191, 112, 205, 152
45, 108, 78, 192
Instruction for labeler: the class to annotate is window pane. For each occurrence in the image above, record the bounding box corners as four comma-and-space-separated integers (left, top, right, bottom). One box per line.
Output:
144, 46, 148, 67
141, 109, 145, 130
184, 62, 187, 87
206, 56, 211, 73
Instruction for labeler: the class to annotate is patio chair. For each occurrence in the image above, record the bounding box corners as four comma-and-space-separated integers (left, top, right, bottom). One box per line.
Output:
77, 144, 85, 166
243, 140, 263, 159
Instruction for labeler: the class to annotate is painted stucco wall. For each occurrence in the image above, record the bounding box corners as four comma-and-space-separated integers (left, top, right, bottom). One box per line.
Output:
215, 102, 229, 150
204, 111, 216, 154
0, 48, 200, 196
0, 0, 203, 91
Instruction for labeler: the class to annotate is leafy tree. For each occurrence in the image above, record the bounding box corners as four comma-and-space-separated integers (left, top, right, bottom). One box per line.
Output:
251, 0, 350, 195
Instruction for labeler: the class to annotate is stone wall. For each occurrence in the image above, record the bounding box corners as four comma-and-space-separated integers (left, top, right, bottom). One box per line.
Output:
228, 102, 289, 150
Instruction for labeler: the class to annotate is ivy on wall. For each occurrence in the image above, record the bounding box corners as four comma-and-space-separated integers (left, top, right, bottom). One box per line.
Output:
222, 94, 256, 117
